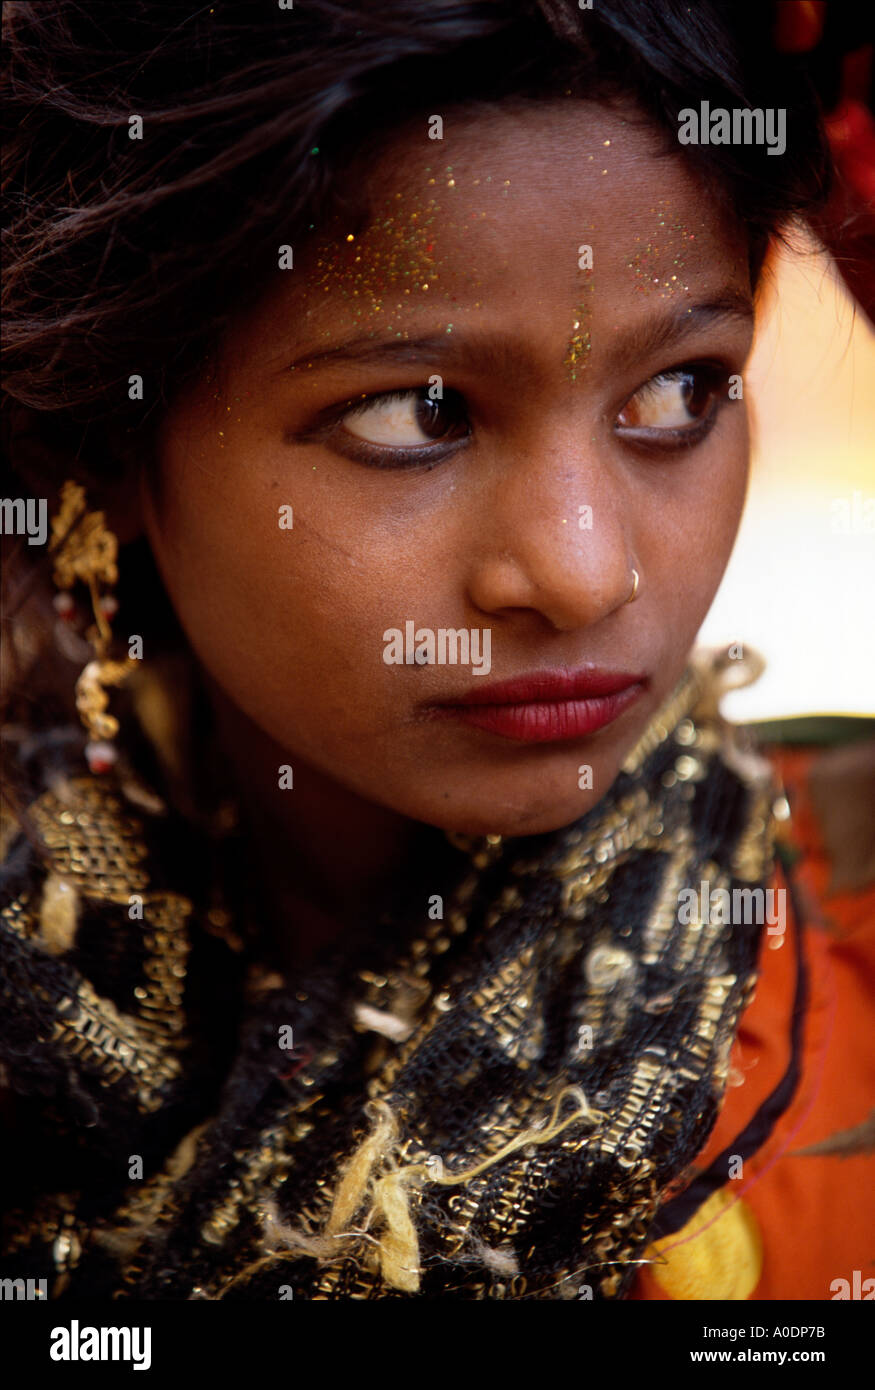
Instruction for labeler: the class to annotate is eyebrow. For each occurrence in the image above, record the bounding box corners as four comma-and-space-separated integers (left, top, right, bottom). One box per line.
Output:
280, 290, 754, 382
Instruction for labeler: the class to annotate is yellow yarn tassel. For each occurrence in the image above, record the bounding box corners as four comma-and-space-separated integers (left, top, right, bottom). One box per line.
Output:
242, 1087, 603, 1297
318, 1086, 601, 1294
425, 1085, 602, 1187
321, 1099, 422, 1292
370, 1170, 421, 1293
324, 1100, 399, 1238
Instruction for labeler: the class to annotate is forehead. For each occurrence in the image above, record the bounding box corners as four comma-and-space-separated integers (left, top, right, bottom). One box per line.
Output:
240, 101, 750, 365
362, 100, 683, 238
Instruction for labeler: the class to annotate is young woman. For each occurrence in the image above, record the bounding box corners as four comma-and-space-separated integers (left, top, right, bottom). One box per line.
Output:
2, 0, 872, 1302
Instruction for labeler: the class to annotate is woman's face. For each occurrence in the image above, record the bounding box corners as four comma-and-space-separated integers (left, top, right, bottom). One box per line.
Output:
142, 101, 754, 838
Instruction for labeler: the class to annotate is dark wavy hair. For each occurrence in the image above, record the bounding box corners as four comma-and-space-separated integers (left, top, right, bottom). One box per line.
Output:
2, 0, 832, 471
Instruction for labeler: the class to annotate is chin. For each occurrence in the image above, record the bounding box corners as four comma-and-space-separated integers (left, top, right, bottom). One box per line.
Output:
422, 791, 602, 841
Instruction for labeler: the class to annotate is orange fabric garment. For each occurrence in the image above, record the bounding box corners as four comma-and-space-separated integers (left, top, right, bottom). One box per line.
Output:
630, 743, 875, 1301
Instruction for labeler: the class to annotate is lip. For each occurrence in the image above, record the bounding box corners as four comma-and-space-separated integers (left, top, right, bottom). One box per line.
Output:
429, 668, 648, 744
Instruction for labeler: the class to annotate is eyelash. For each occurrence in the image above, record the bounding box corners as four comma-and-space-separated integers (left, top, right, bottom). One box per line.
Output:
614, 362, 733, 455
303, 388, 471, 471
304, 362, 734, 471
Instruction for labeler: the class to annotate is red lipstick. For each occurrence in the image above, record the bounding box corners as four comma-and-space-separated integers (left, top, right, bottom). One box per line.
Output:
429, 668, 646, 743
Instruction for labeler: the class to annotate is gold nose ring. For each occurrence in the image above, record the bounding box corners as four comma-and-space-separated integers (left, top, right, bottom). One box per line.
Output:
625, 567, 640, 604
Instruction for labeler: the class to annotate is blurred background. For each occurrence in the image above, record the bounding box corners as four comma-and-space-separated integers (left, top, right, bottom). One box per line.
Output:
698, 231, 874, 722
699, 0, 875, 723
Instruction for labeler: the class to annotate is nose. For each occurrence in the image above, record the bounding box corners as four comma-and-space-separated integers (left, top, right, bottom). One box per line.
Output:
465, 433, 635, 632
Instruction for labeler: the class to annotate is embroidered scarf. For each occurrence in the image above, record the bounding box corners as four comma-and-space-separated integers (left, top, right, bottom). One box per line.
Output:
0, 650, 778, 1299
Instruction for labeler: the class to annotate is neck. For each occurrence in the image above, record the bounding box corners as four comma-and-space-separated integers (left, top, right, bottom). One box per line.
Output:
205, 675, 433, 971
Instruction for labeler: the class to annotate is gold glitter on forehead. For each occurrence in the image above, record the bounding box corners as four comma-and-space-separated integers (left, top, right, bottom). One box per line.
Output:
564, 292, 592, 381
311, 194, 440, 317
626, 199, 698, 298
563, 236, 595, 382
289, 166, 495, 362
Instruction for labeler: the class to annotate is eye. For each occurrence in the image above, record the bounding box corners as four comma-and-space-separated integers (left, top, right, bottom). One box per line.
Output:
615, 364, 730, 446
331, 387, 471, 467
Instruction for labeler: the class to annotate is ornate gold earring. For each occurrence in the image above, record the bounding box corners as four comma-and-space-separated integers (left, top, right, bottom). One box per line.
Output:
49, 480, 136, 773
625, 567, 640, 604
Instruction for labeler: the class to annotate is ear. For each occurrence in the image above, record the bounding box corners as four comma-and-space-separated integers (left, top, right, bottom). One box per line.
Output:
4, 401, 147, 545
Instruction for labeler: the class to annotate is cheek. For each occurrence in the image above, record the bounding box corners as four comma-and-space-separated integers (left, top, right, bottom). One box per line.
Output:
141, 433, 452, 746
700, 412, 751, 571
639, 412, 749, 639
